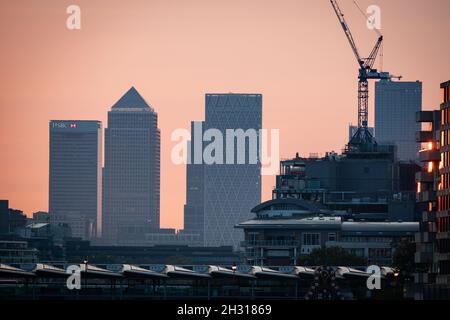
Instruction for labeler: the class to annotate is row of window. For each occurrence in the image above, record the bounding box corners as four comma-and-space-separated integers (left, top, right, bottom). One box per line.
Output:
368, 248, 392, 258
439, 261, 450, 275
341, 236, 393, 243
441, 173, 450, 191
438, 239, 450, 254
441, 151, 450, 169
438, 194, 450, 211
441, 129, 450, 147
248, 233, 338, 246
302, 233, 321, 246
443, 86, 450, 105
438, 217, 450, 233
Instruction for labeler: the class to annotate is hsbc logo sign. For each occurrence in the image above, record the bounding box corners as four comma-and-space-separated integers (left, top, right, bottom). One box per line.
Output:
52, 122, 78, 129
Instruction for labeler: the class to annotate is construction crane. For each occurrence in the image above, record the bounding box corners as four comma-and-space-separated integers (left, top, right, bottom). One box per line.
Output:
330, 0, 397, 151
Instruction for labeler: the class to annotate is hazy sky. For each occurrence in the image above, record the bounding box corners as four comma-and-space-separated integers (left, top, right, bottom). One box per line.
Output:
0, 0, 449, 229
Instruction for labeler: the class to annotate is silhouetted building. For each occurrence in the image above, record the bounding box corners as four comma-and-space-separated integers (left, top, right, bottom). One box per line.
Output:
183, 121, 205, 243
102, 87, 160, 244
32, 211, 49, 223
0, 200, 8, 235
49, 120, 102, 240
8, 209, 27, 234
273, 149, 416, 222
436, 80, 450, 289
375, 80, 422, 161
414, 81, 450, 300
185, 94, 262, 248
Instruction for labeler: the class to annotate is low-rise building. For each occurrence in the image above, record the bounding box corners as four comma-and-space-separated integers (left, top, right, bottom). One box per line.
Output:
0, 240, 38, 264
236, 198, 418, 266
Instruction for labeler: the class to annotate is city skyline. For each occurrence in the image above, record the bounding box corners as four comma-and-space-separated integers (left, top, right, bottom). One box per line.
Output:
1, 0, 450, 229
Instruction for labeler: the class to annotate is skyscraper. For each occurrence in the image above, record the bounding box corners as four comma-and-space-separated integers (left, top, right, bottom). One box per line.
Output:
49, 120, 102, 240
102, 87, 160, 244
184, 94, 262, 248
183, 121, 205, 242
375, 80, 422, 161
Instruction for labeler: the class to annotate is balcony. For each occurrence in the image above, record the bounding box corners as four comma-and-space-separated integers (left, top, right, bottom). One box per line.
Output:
436, 231, 450, 240
421, 211, 436, 222
436, 252, 450, 261
437, 211, 450, 218
416, 190, 437, 202
415, 232, 436, 243
415, 171, 434, 183
418, 149, 440, 162
415, 251, 433, 264
416, 111, 435, 123
436, 275, 450, 285
416, 131, 434, 142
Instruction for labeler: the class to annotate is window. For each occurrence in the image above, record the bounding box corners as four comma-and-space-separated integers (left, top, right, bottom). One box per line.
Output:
328, 233, 337, 242
302, 233, 320, 246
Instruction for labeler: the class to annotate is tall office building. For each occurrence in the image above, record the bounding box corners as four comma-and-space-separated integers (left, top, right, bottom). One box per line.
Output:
49, 120, 102, 240
375, 80, 422, 161
184, 94, 262, 248
183, 121, 205, 242
102, 87, 160, 244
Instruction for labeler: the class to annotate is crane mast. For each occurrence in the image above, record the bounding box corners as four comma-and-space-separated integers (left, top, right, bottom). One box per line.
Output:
330, 0, 392, 151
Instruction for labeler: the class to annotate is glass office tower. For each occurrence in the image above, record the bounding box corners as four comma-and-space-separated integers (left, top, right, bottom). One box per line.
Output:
49, 120, 102, 240
102, 87, 160, 244
183, 121, 205, 243
375, 80, 422, 161
185, 94, 262, 248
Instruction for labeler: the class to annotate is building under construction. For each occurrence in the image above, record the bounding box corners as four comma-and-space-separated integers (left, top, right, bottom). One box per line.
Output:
273, 146, 418, 222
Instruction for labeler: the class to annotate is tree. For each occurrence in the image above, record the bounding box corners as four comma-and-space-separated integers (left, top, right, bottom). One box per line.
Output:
297, 246, 367, 266
392, 239, 416, 275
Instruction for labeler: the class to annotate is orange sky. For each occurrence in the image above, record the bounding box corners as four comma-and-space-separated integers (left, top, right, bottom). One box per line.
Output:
0, 0, 449, 229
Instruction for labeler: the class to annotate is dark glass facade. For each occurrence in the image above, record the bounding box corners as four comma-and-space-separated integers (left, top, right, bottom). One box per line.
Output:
102, 87, 160, 244
49, 120, 102, 240
185, 94, 262, 248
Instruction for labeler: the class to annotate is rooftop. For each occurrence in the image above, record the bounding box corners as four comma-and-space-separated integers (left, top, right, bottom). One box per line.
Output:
112, 87, 152, 110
